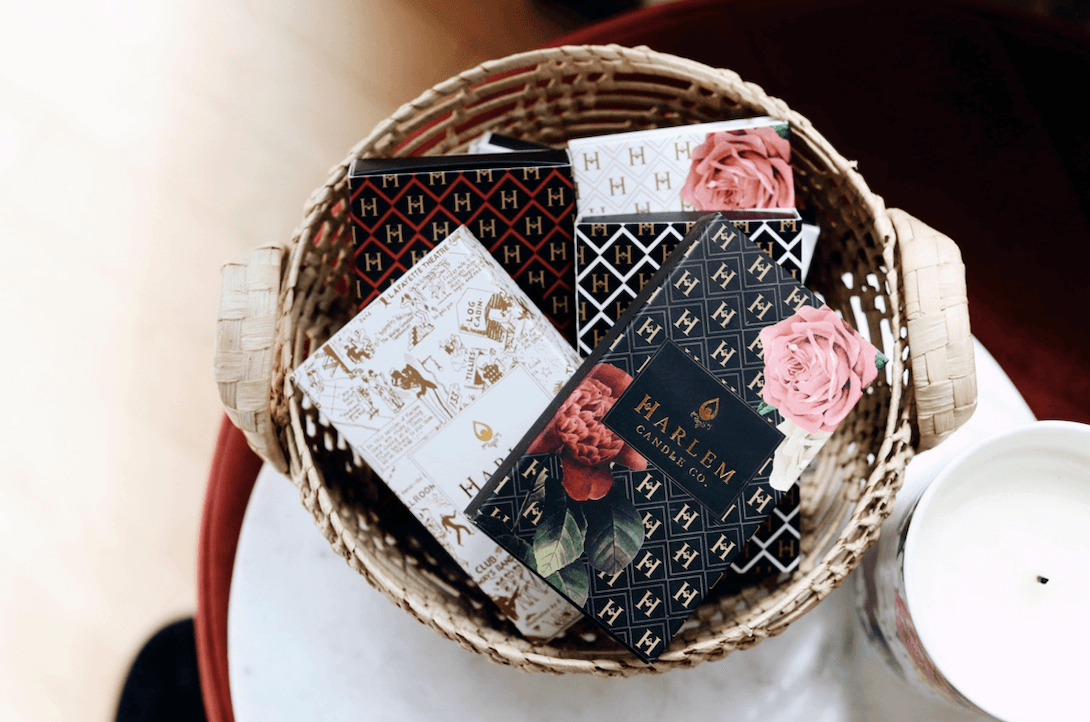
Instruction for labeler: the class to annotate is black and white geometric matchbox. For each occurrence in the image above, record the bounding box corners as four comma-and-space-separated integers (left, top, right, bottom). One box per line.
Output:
573, 210, 818, 356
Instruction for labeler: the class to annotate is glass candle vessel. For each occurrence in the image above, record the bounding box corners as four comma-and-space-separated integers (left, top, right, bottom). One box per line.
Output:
856, 421, 1090, 721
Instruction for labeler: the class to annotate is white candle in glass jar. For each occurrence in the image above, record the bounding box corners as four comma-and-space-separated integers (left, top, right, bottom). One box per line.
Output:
902, 421, 1090, 722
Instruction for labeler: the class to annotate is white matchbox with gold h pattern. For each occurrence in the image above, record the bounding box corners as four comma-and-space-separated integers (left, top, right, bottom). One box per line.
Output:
566, 117, 788, 217
293, 225, 584, 639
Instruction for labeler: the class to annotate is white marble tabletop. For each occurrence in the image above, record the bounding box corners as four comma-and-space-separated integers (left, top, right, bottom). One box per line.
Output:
228, 340, 1034, 722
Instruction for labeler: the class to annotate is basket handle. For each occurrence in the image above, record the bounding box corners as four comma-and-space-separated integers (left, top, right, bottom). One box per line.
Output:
889, 208, 978, 450
215, 245, 289, 472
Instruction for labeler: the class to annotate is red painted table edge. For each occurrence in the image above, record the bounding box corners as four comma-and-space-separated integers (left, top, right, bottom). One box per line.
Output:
196, 417, 263, 722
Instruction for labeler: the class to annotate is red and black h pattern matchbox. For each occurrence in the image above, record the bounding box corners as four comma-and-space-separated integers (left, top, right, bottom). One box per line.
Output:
348, 151, 578, 342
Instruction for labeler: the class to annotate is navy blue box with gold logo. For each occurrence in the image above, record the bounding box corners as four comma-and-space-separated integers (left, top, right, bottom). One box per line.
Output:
348, 151, 577, 341
574, 211, 808, 597
467, 213, 883, 663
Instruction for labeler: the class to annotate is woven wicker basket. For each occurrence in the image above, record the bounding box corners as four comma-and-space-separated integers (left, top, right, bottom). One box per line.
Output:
215, 45, 977, 674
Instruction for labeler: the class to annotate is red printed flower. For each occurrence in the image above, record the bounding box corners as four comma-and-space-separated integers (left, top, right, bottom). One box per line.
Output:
759, 305, 879, 434
680, 127, 794, 210
528, 364, 647, 501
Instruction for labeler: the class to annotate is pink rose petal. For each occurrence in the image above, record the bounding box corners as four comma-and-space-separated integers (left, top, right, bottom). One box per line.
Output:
759, 304, 881, 434
680, 127, 795, 210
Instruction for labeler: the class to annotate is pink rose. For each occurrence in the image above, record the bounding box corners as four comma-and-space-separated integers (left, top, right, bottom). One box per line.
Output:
759, 305, 878, 434
680, 127, 795, 210
528, 364, 647, 501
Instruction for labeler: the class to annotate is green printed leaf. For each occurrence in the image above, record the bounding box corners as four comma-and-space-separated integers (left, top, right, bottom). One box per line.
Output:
533, 510, 585, 576
875, 350, 889, 371
756, 400, 776, 416
582, 484, 644, 575
546, 561, 590, 608
532, 476, 587, 577
474, 510, 539, 571
499, 533, 537, 573
473, 510, 514, 537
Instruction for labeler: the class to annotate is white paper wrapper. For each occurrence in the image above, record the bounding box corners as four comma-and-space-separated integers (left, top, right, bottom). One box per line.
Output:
294, 225, 583, 639
567, 116, 789, 216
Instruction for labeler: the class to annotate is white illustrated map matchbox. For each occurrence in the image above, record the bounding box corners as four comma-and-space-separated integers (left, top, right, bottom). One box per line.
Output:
293, 226, 583, 639
567, 116, 788, 216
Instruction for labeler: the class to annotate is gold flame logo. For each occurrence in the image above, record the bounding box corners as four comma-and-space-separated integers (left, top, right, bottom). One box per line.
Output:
473, 420, 493, 442
698, 397, 719, 422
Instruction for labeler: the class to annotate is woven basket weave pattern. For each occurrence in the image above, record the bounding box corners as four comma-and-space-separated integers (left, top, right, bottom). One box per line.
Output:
216, 245, 287, 472
226, 45, 974, 674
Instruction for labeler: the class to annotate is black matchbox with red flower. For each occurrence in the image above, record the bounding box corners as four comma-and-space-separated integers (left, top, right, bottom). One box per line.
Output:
573, 211, 819, 590
466, 213, 885, 663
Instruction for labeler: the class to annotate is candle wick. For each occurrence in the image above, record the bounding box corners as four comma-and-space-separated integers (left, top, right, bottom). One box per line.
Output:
1037, 576, 1049, 585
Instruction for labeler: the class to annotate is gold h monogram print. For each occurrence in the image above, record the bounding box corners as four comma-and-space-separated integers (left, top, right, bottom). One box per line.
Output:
431, 221, 450, 241
635, 629, 662, 654
614, 244, 633, 266
641, 511, 662, 538
598, 600, 624, 626
672, 542, 699, 569
673, 581, 698, 607
635, 591, 662, 617
636, 473, 661, 500
477, 218, 496, 238
634, 551, 662, 578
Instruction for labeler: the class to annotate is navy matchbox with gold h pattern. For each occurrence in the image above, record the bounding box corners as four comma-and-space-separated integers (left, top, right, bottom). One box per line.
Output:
349, 151, 578, 342
573, 211, 813, 593
467, 213, 882, 663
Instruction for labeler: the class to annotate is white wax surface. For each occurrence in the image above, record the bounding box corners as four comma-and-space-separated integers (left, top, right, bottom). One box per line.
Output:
904, 422, 1090, 722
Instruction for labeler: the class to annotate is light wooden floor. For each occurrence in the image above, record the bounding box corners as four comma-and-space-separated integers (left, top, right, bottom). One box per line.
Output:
0, 2, 573, 720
